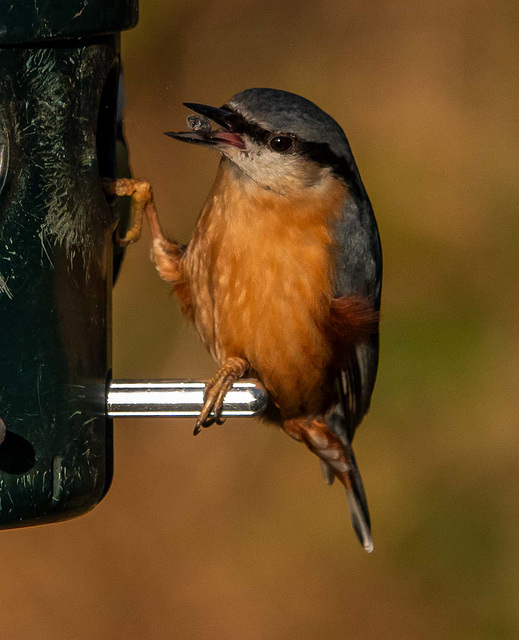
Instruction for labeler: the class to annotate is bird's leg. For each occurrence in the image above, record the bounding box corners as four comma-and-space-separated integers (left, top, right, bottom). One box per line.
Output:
195, 357, 249, 435
102, 178, 185, 282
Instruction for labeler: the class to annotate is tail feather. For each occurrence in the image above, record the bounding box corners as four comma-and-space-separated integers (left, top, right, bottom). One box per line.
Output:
346, 489, 374, 553
325, 403, 373, 552
317, 438, 373, 552
286, 415, 372, 552
343, 444, 373, 552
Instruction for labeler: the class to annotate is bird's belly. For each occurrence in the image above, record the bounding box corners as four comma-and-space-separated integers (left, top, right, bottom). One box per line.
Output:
219, 279, 333, 417
185, 223, 334, 418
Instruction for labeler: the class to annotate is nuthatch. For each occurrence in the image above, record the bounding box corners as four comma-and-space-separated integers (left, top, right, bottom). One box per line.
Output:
105, 88, 382, 552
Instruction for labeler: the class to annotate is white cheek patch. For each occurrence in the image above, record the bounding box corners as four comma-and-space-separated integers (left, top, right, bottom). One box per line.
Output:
223, 140, 319, 195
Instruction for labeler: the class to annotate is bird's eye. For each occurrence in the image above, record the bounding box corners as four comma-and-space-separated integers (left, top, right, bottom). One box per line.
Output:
269, 135, 294, 153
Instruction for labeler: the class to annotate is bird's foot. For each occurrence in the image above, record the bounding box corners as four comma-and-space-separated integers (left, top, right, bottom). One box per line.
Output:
102, 178, 153, 246
102, 177, 185, 282
194, 357, 248, 435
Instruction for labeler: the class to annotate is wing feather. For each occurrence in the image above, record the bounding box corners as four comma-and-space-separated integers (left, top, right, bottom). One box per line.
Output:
328, 191, 382, 442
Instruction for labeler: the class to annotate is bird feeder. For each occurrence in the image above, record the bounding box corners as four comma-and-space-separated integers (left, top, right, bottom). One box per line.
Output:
0, 1, 266, 530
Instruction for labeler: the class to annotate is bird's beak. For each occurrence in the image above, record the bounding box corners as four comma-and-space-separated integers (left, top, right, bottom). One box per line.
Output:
164, 103, 245, 150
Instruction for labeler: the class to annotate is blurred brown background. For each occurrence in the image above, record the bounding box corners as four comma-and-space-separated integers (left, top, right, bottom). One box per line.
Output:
2, 1, 519, 638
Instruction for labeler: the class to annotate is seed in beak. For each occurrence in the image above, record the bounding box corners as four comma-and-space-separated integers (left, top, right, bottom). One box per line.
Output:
186, 114, 212, 133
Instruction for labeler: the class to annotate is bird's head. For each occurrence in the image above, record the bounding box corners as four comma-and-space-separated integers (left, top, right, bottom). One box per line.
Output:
165, 88, 361, 198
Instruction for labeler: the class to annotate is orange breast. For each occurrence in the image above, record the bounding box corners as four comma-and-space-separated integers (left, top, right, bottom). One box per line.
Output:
182, 161, 347, 418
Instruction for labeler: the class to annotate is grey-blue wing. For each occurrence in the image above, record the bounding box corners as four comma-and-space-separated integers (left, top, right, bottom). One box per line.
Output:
331, 193, 382, 306
329, 193, 382, 442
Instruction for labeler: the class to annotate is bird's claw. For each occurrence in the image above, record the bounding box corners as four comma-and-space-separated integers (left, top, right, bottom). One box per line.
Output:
116, 229, 138, 247
193, 375, 234, 435
193, 413, 226, 436
193, 358, 248, 436
193, 387, 228, 434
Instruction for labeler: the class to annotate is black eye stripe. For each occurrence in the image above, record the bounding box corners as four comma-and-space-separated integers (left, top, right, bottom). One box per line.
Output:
222, 107, 364, 199
221, 109, 270, 143
300, 141, 363, 199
